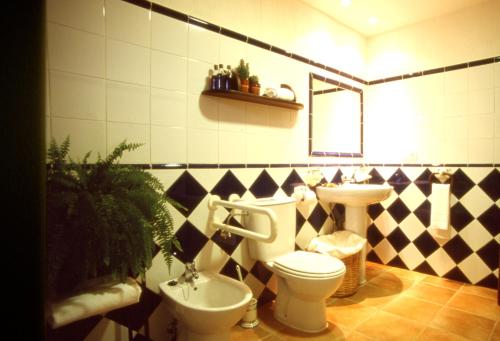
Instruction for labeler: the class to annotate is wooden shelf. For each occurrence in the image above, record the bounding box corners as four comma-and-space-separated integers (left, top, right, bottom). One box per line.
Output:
202, 90, 304, 110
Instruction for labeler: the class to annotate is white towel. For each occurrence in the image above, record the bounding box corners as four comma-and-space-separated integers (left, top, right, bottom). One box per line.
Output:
48, 278, 142, 329
429, 183, 451, 245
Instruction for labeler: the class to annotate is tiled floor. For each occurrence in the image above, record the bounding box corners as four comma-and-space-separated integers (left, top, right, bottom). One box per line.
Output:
230, 262, 500, 340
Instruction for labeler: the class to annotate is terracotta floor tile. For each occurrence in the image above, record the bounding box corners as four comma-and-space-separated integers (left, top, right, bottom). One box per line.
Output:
326, 300, 378, 329
415, 326, 469, 341
274, 322, 349, 341
491, 322, 500, 340
431, 307, 496, 341
382, 294, 442, 324
257, 302, 288, 334
459, 283, 498, 301
344, 283, 397, 308
386, 266, 426, 282
230, 324, 272, 341
345, 331, 376, 340
354, 311, 426, 340
365, 262, 388, 281
447, 292, 500, 321
405, 281, 456, 305
421, 275, 463, 291
368, 270, 416, 293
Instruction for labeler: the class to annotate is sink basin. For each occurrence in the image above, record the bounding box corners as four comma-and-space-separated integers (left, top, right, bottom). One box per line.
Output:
316, 183, 393, 207
316, 183, 393, 284
159, 271, 252, 341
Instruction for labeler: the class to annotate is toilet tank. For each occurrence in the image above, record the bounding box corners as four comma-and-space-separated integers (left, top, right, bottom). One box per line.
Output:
242, 197, 296, 262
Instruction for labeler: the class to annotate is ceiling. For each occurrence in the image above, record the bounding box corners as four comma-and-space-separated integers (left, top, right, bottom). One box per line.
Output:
301, 0, 490, 37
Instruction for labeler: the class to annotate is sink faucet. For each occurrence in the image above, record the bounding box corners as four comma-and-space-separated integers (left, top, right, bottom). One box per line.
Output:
179, 262, 199, 285
342, 166, 372, 184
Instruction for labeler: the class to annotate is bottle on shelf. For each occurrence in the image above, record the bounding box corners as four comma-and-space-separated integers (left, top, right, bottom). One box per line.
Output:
218, 64, 226, 92
225, 65, 232, 92
211, 64, 219, 90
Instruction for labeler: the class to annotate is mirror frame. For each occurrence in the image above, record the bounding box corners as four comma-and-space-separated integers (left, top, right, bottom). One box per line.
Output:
309, 72, 364, 157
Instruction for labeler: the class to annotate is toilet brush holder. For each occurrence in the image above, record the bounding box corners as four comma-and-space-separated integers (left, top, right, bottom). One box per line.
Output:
240, 297, 259, 328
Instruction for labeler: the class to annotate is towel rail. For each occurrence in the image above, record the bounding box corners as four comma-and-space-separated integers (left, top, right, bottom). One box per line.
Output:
428, 168, 453, 185
207, 194, 278, 243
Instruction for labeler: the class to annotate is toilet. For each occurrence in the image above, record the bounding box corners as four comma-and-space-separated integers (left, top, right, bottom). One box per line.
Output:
242, 197, 346, 333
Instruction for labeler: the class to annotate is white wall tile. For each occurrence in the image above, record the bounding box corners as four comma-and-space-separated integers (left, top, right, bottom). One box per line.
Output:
468, 64, 494, 90
494, 62, 500, 87
106, 39, 150, 85
151, 12, 188, 56
443, 91, 468, 117
442, 138, 468, 164
445, 116, 468, 139
47, 0, 104, 35
468, 138, 494, 163
51, 117, 106, 162
188, 24, 219, 64
107, 81, 150, 124
105, 0, 150, 47
50, 71, 105, 120
187, 59, 212, 95
219, 36, 248, 68
468, 114, 494, 139
151, 88, 186, 127
187, 93, 218, 130
151, 126, 187, 163
444, 69, 468, 93
48, 23, 105, 77
219, 131, 246, 163
151, 50, 187, 91
494, 138, 500, 163
469, 88, 494, 115
187, 128, 218, 163
107, 122, 150, 163
218, 100, 246, 132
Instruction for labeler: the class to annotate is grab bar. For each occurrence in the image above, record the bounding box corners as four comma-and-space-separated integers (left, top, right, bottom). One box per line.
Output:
207, 194, 277, 243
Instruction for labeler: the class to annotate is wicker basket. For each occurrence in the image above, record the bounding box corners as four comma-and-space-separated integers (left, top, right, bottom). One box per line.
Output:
333, 251, 361, 297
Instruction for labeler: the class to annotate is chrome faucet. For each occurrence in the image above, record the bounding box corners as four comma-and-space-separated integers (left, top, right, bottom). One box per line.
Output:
179, 261, 199, 284
342, 166, 372, 184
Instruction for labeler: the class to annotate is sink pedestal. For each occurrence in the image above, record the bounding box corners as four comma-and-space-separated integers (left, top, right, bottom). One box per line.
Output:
315, 184, 393, 287
345, 206, 369, 284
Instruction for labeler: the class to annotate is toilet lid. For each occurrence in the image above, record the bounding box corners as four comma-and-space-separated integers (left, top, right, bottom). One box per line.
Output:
273, 251, 345, 278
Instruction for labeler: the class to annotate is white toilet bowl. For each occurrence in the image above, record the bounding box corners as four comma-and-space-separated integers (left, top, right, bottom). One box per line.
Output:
267, 251, 345, 332
242, 197, 346, 333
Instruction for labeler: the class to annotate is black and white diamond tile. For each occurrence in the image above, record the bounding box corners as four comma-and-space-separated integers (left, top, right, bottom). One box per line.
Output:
65, 165, 498, 341
367, 166, 499, 289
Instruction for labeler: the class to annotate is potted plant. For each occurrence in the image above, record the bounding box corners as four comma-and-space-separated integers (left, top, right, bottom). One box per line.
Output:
46, 137, 183, 299
235, 59, 249, 92
249, 75, 260, 95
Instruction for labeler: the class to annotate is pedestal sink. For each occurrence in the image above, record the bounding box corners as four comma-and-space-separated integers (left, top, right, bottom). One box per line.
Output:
316, 183, 393, 284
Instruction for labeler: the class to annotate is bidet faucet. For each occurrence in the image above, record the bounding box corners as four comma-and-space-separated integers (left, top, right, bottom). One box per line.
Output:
179, 261, 199, 284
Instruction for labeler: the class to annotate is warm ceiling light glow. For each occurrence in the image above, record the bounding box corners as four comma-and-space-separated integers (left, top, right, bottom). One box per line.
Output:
340, 0, 352, 7
368, 16, 379, 25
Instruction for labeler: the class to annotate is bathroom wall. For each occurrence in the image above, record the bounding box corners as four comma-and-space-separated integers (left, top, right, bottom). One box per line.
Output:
359, 0, 500, 316
45, 1, 499, 340
45, 0, 366, 339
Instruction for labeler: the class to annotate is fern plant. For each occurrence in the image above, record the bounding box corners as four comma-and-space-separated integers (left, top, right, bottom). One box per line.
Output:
46, 137, 182, 299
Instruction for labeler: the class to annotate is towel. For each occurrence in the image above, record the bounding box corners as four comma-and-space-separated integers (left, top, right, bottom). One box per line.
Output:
429, 183, 451, 245
48, 278, 142, 329
308, 231, 366, 259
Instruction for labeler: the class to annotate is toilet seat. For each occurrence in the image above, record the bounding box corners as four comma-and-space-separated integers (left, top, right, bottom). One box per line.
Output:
272, 251, 345, 279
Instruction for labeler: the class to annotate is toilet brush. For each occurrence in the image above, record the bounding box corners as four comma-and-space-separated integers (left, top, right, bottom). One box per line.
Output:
236, 265, 259, 328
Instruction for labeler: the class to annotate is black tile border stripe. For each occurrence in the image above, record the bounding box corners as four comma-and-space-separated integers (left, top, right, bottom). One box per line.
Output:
370, 57, 500, 85
126, 0, 500, 89
142, 163, 498, 169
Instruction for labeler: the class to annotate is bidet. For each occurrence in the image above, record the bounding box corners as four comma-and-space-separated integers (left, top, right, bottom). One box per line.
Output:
159, 271, 252, 341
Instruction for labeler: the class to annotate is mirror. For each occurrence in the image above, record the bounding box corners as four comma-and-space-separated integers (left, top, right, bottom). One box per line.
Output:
309, 73, 363, 157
